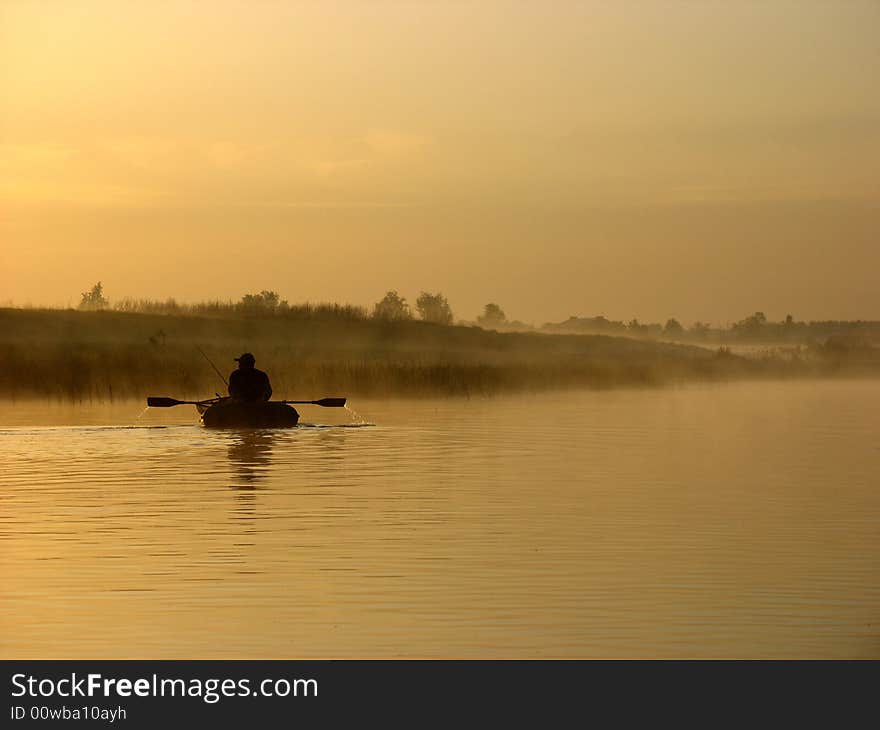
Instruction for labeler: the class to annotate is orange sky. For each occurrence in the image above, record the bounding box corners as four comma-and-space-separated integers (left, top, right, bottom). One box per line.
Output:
2, 1, 878, 324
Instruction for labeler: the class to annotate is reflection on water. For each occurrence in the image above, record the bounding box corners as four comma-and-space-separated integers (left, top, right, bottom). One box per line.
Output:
1, 381, 879, 658
227, 431, 275, 537
228, 430, 275, 488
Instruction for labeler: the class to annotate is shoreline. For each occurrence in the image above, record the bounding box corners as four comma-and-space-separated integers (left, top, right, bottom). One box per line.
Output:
1, 308, 877, 400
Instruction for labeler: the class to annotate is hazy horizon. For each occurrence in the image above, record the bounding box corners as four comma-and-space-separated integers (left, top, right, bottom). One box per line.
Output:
3, 286, 879, 330
3, 2, 878, 323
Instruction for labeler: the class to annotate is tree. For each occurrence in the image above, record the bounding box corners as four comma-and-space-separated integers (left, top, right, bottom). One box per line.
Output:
664, 318, 684, 336
373, 291, 412, 320
733, 311, 767, 337
238, 290, 288, 313
78, 282, 109, 311
415, 291, 453, 325
476, 303, 506, 329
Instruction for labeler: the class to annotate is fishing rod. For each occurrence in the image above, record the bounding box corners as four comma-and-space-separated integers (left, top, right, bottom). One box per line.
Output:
196, 346, 229, 388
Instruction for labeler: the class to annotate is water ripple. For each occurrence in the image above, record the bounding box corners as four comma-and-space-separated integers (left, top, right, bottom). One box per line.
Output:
1, 381, 879, 658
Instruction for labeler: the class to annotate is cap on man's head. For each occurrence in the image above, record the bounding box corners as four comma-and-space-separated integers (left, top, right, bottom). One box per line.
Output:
234, 352, 256, 364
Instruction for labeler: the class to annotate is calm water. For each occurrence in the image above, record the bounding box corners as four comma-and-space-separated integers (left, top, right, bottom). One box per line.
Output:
1, 381, 878, 658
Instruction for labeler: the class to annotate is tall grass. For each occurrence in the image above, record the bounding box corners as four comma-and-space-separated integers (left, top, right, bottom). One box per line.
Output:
0, 307, 874, 401
112, 297, 369, 321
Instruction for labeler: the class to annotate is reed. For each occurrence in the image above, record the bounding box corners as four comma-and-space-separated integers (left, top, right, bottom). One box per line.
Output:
0, 308, 874, 401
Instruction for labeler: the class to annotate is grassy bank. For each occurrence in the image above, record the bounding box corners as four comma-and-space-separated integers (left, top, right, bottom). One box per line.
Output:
0, 308, 875, 401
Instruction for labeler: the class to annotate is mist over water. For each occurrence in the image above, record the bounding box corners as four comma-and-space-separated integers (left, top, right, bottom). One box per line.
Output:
1, 381, 878, 658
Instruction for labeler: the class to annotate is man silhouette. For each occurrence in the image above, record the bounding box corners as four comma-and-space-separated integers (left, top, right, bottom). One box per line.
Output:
228, 353, 273, 402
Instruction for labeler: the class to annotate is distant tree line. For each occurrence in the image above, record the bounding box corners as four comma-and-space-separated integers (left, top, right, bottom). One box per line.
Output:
76, 282, 878, 344
82, 281, 511, 329
541, 311, 880, 345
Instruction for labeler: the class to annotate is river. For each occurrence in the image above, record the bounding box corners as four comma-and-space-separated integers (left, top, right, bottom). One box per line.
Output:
1, 380, 878, 658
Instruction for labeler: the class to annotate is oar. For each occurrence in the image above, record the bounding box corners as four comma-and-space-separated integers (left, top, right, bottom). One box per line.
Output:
147, 396, 346, 408
147, 396, 222, 408
281, 398, 347, 408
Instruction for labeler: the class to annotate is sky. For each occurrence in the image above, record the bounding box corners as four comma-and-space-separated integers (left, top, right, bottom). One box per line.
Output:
2, 1, 878, 325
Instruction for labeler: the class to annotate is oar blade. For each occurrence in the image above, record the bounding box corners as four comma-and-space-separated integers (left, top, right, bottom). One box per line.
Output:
147, 396, 182, 408
314, 397, 347, 408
